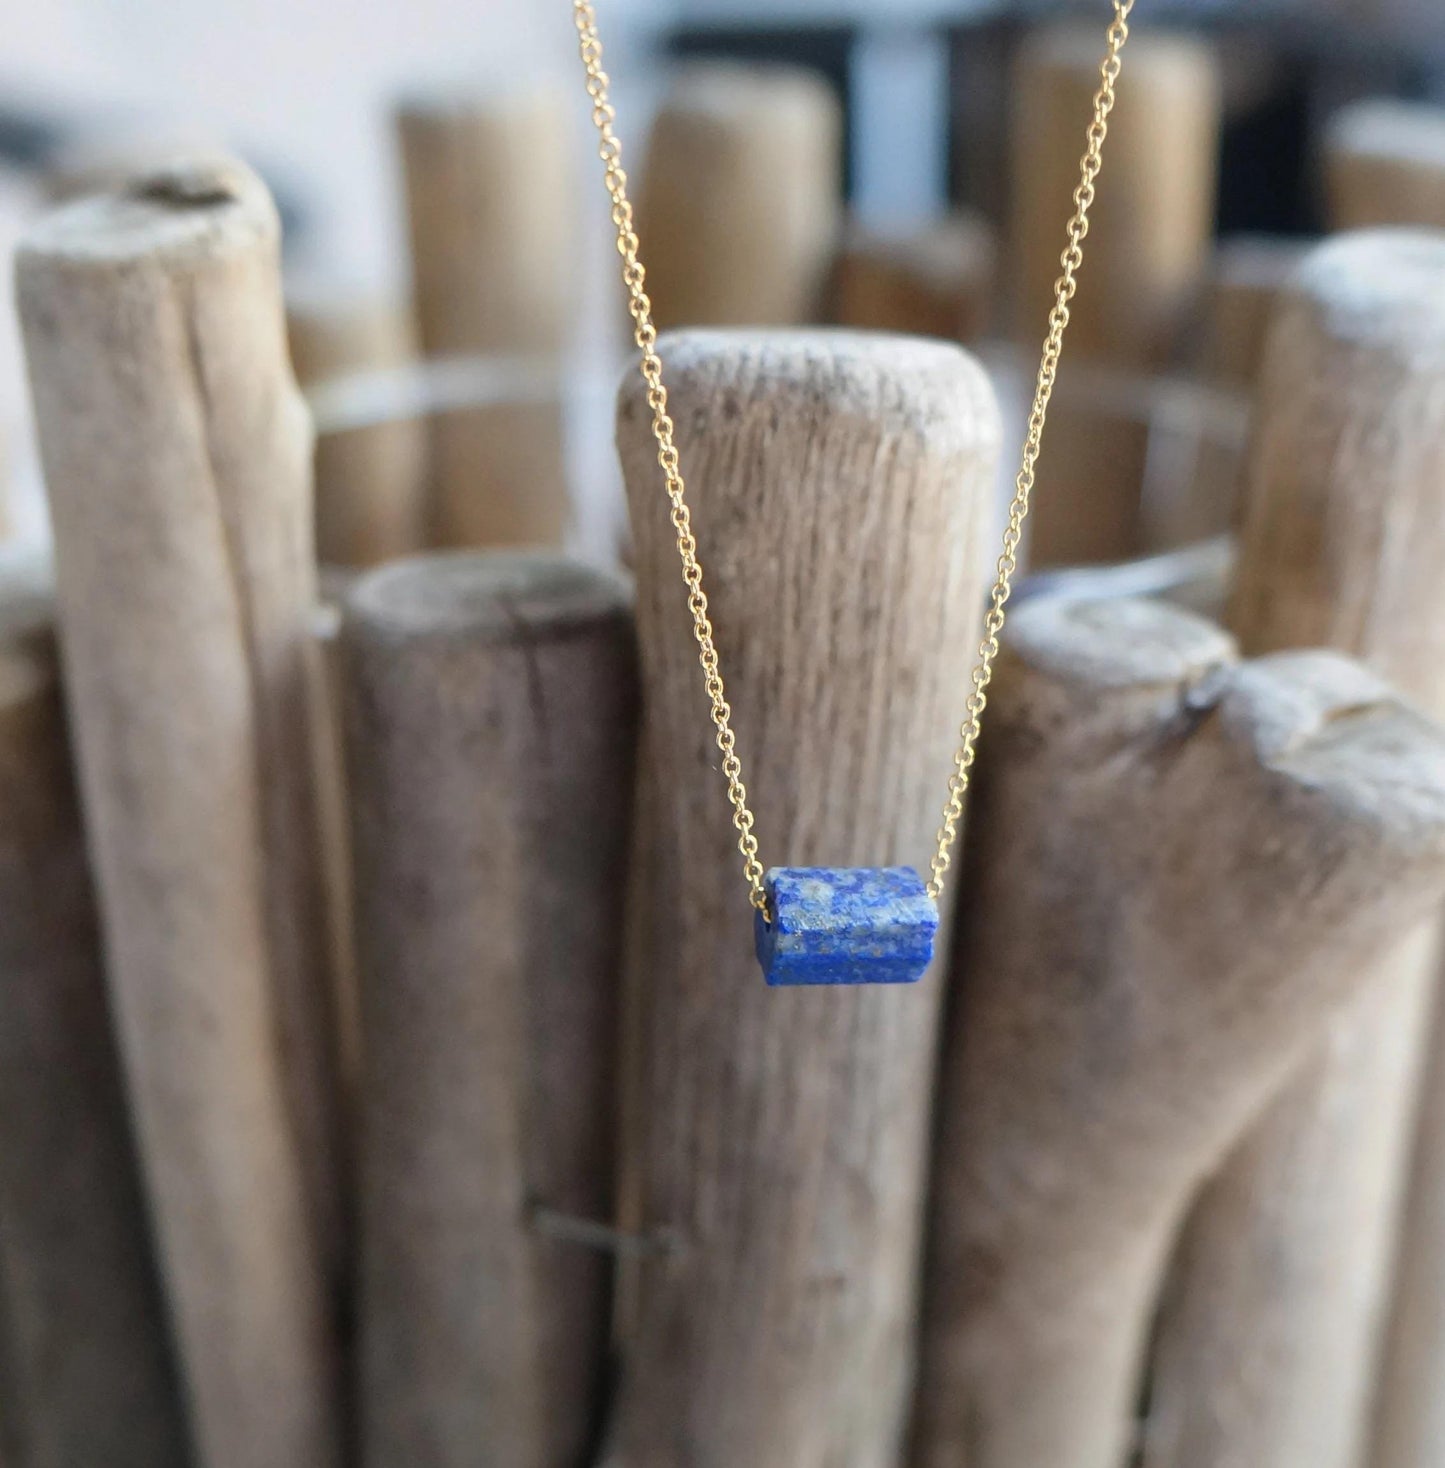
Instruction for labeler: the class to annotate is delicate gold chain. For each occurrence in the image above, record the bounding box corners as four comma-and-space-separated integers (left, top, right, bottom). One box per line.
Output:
573, 0, 1134, 913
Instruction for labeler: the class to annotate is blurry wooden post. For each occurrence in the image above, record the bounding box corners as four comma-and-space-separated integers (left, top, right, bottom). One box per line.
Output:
637, 65, 843, 328
831, 212, 996, 342
287, 283, 429, 567
344, 552, 636, 1467
1009, 27, 1220, 369
0, 551, 189, 1468
1200, 234, 1311, 387
909, 597, 1445, 1468
1142, 232, 1445, 1468
1324, 101, 1445, 230
608, 331, 997, 1466
16, 158, 342, 1468
397, 86, 575, 548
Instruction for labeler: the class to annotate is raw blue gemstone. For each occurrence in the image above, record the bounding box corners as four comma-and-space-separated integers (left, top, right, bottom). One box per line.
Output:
754, 866, 938, 986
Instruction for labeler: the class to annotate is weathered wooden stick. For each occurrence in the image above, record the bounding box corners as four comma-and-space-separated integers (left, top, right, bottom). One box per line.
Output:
637, 65, 843, 329
1009, 27, 1220, 367
1142, 230, 1445, 1468
831, 211, 996, 343
910, 596, 1445, 1468
1324, 100, 1445, 230
0, 552, 190, 1468
287, 283, 429, 567
16, 157, 342, 1468
344, 551, 636, 1467
396, 86, 575, 548
1201, 234, 1312, 386
607, 330, 997, 1466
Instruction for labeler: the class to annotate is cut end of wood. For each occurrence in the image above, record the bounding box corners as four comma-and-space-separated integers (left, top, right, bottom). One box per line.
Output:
1327, 100, 1445, 170
1019, 23, 1218, 85
618, 328, 1001, 459
655, 60, 839, 127
1287, 230, 1445, 357
16, 152, 277, 270
344, 551, 633, 647
1005, 595, 1235, 693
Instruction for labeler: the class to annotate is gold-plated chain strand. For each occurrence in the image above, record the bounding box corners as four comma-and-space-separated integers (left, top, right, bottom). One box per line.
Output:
573, 0, 769, 911
924, 0, 1133, 899
573, 0, 1133, 913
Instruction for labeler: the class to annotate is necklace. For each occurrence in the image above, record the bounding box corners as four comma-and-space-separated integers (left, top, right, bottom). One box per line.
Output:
573, 0, 1134, 985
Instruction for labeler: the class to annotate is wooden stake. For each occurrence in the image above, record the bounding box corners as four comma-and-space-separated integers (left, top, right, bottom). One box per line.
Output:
1143, 230, 1445, 1468
0, 550, 189, 1468
396, 86, 575, 548
1200, 234, 1312, 386
830, 211, 996, 343
287, 283, 429, 567
636, 65, 843, 329
1324, 101, 1445, 230
1009, 27, 1220, 368
344, 551, 636, 1468
608, 330, 997, 1465
16, 157, 342, 1468
911, 596, 1445, 1468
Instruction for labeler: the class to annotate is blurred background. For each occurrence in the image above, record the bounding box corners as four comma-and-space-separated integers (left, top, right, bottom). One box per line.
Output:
0, 0, 1443, 562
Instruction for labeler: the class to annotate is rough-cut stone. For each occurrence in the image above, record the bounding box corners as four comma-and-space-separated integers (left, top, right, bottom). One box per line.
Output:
754, 866, 938, 985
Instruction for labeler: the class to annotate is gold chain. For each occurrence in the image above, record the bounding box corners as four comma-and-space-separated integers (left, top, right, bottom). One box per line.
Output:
573, 0, 1134, 913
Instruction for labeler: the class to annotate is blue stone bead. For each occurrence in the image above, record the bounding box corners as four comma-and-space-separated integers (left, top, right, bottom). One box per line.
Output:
754, 866, 938, 986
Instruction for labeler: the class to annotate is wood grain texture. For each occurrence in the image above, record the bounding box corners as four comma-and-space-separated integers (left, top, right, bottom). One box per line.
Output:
1009, 27, 1220, 367
397, 87, 574, 548
345, 552, 636, 1468
637, 64, 843, 329
910, 596, 1445, 1468
1325, 101, 1445, 230
15, 156, 342, 1468
831, 212, 996, 344
287, 284, 429, 567
0, 552, 190, 1468
609, 329, 998, 1467
1144, 229, 1445, 1468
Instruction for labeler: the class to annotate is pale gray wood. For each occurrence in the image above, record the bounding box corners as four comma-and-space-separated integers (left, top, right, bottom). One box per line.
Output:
287, 282, 429, 568
637, 65, 842, 329
396, 87, 575, 548
1143, 230, 1445, 1468
1325, 101, 1445, 230
910, 594, 1445, 1468
15, 157, 342, 1468
609, 329, 999, 1467
0, 552, 190, 1468
345, 551, 636, 1468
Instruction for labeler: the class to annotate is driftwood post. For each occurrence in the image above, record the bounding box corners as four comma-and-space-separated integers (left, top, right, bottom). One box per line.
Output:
608, 330, 997, 1466
1324, 101, 1445, 231
16, 157, 342, 1468
1200, 234, 1311, 387
287, 283, 429, 567
1142, 230, 1445, 1468
0, 552, 189, 1468
1009, 26, 1220, 367
830, 212, 996, 343
345, 552, 637, 1467
910, 596, 1445, 1468
396, 86, 575, 548
637, 65, 843, 328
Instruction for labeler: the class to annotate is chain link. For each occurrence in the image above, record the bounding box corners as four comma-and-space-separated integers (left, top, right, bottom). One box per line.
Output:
573, 0, 1134, 913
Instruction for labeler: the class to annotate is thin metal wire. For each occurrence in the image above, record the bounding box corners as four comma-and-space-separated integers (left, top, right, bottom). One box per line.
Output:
573, 0, 1135, 911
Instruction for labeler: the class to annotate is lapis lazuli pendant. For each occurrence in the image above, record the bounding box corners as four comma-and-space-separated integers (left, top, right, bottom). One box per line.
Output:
754, 866, 939, 986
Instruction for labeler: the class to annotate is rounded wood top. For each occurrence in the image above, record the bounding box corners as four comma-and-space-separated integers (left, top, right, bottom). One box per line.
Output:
620, 327, 1001, 457
345, 551, 632, 647
17, 155, 276, 270
1286, 229, 1445, 359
